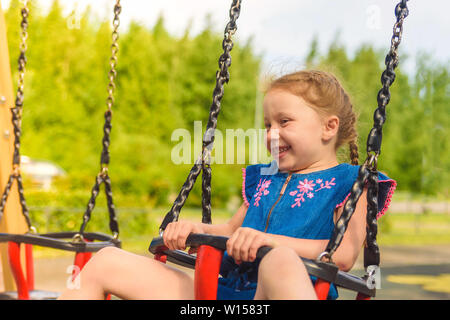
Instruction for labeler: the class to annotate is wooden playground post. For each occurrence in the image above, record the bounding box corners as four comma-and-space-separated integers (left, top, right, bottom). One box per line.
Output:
0, 2, 28, 292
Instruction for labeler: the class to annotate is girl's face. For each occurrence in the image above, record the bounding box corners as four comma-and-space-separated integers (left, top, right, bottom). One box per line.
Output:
263, 89, 331, 172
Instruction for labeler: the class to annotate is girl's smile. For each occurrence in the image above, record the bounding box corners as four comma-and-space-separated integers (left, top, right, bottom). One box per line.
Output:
263, 89, 339, 173
278, 145, 291, 159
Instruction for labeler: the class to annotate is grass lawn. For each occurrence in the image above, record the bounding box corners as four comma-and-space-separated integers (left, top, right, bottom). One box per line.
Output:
377, 212, 450, 246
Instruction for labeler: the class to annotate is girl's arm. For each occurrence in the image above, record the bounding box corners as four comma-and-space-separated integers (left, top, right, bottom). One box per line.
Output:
227, 189, 368, 272
329, 188, 368, 271
163, 202, 248, 250
201, 202, 248, 237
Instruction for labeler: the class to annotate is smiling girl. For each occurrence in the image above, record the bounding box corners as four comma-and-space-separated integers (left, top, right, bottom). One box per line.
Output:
58, 70, 395, 300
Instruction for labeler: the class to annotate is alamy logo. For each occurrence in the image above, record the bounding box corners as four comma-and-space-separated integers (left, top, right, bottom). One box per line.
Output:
366, 265, 381, 290
170, 121, 280, 175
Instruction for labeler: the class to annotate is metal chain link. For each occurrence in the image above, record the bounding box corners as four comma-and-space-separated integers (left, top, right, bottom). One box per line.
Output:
78, 0, 121, 240
101, 0, 121, 169
0, 175, 15, 223
364, 167, 380, 268
366, 0, 409, 161
13, 3, 29, 166
363, 0, 408, 269
201, 0, 241, 225
321, 0, 409, 262
0, 0, 33, 231
159, 0, 242, 233
106, 2, 121, 113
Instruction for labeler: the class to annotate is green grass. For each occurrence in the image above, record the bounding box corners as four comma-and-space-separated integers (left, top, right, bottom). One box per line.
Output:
378, 212, 450, 246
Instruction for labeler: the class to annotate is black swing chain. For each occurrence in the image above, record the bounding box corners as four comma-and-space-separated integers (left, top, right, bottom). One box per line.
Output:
159, 0, 242, 234
78, 0, 121, 240
321, 0, 409, 265
364, 166, 380, 268
0, 1, 35, 232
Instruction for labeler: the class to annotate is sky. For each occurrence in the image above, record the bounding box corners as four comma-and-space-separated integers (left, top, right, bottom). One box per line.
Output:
1, 0, 449, 76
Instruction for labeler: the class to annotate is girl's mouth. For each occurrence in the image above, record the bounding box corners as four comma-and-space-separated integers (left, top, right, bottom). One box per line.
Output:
277, 145, 291, 159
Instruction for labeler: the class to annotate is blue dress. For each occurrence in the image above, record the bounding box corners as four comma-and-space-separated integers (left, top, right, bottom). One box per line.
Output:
217, 162, 397, 300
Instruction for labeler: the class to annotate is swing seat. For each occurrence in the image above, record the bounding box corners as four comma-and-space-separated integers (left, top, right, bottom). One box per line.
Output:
0, 232, 120, 300
149, 234, 375, 300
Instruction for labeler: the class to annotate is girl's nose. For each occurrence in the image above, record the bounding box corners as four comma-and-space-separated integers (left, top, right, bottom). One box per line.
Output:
266, 127, 279, 140
266, 128, 279, 150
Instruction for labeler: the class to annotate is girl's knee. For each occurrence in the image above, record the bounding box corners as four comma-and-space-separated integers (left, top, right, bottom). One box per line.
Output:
81, 246, 123, 276
86, 246, 119, 267
94, 246, 122, 261
256, 247, 314, 299
259, 246, 303, 274
258, 247, 311, 281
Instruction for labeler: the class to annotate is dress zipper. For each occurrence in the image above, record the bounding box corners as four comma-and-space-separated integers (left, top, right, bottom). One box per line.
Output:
264, 173, 292, 232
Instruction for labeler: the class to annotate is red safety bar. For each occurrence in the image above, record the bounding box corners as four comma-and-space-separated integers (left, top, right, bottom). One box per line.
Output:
314, 278, 331, 300
356, 292, 371, 300
8, 239, 102, 300
154, 252, 167, 263
7, 242, 31, 300
72, 245, 92, 281
25, 243, 34, 291
194, 245, 223, 300
314, 278, 372, 300
153, 245, 224, 300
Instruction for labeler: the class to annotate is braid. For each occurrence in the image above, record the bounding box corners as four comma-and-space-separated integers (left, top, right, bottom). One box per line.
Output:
347, 103, 359, 165
349, 140, 359, 165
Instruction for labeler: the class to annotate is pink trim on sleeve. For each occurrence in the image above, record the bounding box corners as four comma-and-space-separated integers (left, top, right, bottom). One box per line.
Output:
242, 168, 250, 207
376, 179, 397, 219
335, 179, 397, 219
335, 192, 351, 210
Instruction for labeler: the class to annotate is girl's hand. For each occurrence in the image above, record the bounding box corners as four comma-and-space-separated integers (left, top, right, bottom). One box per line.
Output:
163, 221, 204, 251
227, 227, 275, 263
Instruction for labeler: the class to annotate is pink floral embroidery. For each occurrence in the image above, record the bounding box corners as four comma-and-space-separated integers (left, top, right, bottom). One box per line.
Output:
290, 177, 336, 208
298, 179, 316, 193
315, 177, 336, 191
253, 178, 272, 207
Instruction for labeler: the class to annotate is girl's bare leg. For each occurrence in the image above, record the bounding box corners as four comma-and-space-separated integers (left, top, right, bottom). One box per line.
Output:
58, 247, 194, 300
253, 246, 317, 300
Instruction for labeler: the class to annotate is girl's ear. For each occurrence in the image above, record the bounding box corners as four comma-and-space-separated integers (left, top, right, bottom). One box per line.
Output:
322, 115, 339, 142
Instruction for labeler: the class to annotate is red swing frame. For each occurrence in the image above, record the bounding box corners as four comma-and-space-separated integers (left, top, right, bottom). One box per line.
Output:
7, 240, 95, 300
6, 237, 114, 300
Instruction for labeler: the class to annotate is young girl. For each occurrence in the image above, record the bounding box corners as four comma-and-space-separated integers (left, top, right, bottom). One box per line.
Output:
58, 70, 396, 300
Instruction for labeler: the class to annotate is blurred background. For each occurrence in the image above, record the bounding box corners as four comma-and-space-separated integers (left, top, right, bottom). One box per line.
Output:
0, 0, 448, 299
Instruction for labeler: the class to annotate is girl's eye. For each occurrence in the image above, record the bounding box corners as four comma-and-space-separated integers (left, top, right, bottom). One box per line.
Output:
264, 123, 271, 129
280, 119, 289, 125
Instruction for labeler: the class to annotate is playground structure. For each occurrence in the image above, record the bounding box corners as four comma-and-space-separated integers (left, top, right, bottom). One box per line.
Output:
0, 0, 25, 293
0, 0, 122, 299
0, 0, 411, 300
